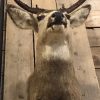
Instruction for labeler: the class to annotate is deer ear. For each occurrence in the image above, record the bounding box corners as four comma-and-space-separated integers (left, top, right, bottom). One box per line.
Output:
70, 5, 91, 28
7, 4, 39, 32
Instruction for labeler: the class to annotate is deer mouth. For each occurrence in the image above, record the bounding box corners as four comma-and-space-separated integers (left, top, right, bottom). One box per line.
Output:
47, 21, 67, 29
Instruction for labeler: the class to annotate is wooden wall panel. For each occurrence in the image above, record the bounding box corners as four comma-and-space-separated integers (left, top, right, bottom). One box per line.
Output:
86, 27, 100, 74
85, 0, 100, 11
4, 0, 100, 100
85, 0, 100, 27
32, 0, 56, 9
4, 0, 34, 100
86, 11, 100, 27
87, 28, 100, 47
72, 26, 100, 100
56, 0, 100, 100
96, 69, 100, 86
91, 47, 100, 69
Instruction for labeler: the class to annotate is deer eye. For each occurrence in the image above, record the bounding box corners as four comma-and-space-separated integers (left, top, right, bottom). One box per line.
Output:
65, 14, 70, 20
37, 15, 45, 21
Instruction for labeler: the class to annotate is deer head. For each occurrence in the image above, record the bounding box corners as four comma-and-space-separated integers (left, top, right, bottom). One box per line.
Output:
7, 0, 91, 34
7, 1, 91, 99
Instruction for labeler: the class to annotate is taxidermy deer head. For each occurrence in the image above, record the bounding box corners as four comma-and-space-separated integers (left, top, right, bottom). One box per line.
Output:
7, 1, 91, 100
7, 0, 91, 61
7, 0, 91, 33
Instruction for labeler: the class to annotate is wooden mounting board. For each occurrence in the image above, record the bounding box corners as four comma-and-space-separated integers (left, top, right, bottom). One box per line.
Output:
4, 0, 100, 100
87, 28, 100, 69
85, 0, 100, 27
86, 11, 100, 27
4, 0, 34, 100
56, 1, 100, 100
86, 28, 100, 86
87, 28, 100, 47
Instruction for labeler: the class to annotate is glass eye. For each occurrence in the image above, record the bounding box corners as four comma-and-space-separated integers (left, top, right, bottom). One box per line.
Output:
37, 15, 45, 21
65, 14, 70, 20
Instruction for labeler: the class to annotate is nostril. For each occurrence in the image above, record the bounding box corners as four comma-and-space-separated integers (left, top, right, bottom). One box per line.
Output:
51, 12, 64, 18
51, 13, 56, 18
61, 14, 64, 18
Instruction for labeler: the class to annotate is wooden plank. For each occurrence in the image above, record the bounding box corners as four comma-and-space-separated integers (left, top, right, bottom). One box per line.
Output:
87, 28, 100, 47
72, 25, 100, 100
4, 0, 34, 100
91, 47, 100, 69
56, 0, 100, 100
32, 0, 56, 9
86, 11, 100, 27
55, 0, 71, 9
95, 69, 100, 86
85, 0, 100, 27
85, 0, 100, 11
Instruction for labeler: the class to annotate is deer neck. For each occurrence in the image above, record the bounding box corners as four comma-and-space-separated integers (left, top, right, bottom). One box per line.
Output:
36, 31, 71, 61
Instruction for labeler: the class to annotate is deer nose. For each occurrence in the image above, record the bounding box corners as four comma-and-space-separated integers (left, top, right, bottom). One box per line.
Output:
51, 12, 64, 24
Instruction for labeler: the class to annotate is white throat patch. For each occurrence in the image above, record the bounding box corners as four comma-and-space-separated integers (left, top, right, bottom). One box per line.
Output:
42, 43, 71, 61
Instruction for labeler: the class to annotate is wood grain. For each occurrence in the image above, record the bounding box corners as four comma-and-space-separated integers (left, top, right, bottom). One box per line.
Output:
32, 0, 56, 9
85, 0, 100, 27
4, 0, 100, 100
4, 0, 34, 100
85, 0, 100, 11
56, 0, 100, 100
86, 11, 100, 27
96, 69, 100, 86
72, 26, 100, 100
91, 47, 100, 69
87, 28, 100, 47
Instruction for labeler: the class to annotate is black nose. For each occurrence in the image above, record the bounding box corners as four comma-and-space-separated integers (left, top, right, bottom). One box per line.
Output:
51, 12, 64, 24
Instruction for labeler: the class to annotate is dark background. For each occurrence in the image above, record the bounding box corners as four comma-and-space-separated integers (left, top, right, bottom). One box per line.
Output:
0, 0, 5, 100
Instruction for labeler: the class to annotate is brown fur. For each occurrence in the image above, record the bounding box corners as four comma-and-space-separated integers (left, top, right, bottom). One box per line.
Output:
7, 4, 91, 100
28, 59, 82, 100
27, 30, 82, 100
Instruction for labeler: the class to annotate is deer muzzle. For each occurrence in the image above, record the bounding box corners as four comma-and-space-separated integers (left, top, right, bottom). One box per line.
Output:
47, 12, 67, 28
